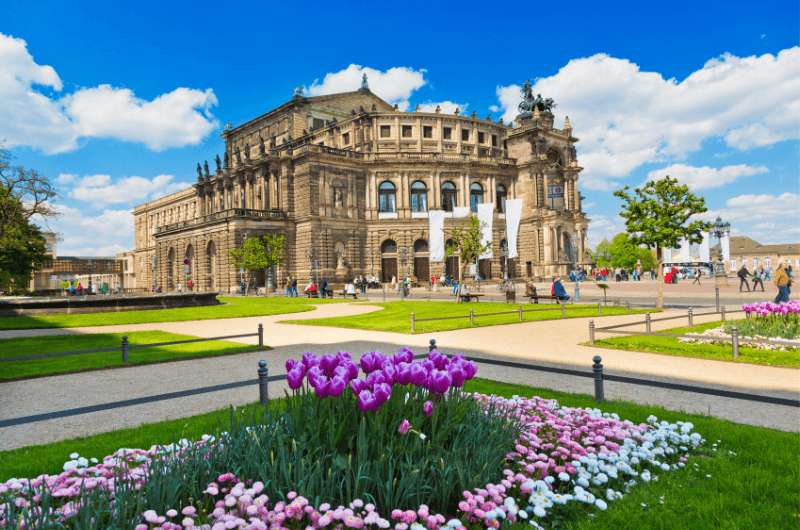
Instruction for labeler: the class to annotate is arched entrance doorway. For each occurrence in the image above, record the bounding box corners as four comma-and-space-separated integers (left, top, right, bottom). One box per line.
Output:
207, 241, 217, 291
445, 238, 459, 281
184, 245, 195, 291
413, 239, 429, 283
166, 247, 175, 291
380, 239, 398, 283
563, 232, 576, 265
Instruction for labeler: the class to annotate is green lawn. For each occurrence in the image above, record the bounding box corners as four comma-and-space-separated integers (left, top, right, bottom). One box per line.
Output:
595, 319, 800, 368
0, 331, 257, 381
1, 378, 796, 529
0, 296, 342, 330
285, 300, 650, 334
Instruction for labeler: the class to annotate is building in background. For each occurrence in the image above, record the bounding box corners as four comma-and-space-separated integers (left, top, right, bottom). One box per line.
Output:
131, 80, 589, 293
29, 233, 124, 293
713, 236, 800, 273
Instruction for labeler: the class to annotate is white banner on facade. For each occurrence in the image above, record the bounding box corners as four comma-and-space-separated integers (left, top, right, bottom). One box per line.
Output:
428, 210, 446, 262
452, 206, 470, 218
699, 232, 710, 262
721, 233, 731, 262
662, 246, 672, 263
477, 203, 494, 259
504, 198, 523, 259
679, 237, 690, 262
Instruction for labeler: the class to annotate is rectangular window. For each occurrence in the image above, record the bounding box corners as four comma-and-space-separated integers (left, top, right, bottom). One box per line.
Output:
461, 128, 470, 141
311, 117, 325, 130
380, 125, 391, 138
478, 131, 486, 144
423, 125, 433, 138
402, 125, 413, 138
491, 134, 498, 147
342, 132, 350, 145
443, 127, 452, 139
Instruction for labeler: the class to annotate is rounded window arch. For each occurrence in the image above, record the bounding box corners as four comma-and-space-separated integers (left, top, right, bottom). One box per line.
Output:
496, 183, 507, 213
441, 181, 457, 212
410, 180, 428, 213
381, 239, 398, 254
378, 181, 396, 213
413, 239, 429, 253
469, 182, 484, 213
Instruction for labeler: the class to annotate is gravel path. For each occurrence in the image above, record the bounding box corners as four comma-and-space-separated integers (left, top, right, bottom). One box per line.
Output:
0, 303, 797, 450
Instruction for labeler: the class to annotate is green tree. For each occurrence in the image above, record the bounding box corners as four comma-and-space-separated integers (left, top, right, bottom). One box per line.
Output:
614, 176, 711, 308
0, 185, 47, 294
593, 238, 612, 268
229, 234, 285, 293
446, 215, 490, 301
0, 147, 55, 294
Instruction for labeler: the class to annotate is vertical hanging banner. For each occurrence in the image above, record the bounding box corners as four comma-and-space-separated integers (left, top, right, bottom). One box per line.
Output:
662, 246, 673, 263
679, 237, 691, 262
721, 233, 731, 262
477, 203, 494, 259
699, 232, 710, 262
428, 210, 446, 262
504, 199, 523, 259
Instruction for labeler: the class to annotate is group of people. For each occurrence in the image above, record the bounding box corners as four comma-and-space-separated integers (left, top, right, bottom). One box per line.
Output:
289, 275, 375, 298
61, 279, 114, 296
738, 263, 793, 302
590, 264, 652, 282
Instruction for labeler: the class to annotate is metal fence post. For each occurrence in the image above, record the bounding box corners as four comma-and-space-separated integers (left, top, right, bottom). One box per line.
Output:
429, 338, 437, 352
257, 323, 264, 349
258, 360, 269, 405
731, 326, 739, 358
518, 304, 523, 322
721, 306, 726, 322
592, 355, 604, 402
645, 313, 652, 333
688, 307, 694, 327
469, 308, 475, 326
410, 312, 416, 334
121, 335, 129, 364
560, 302, 566, 318
715, 287, 720, 313
626, 300, 631, 310
589, 320, 596, 345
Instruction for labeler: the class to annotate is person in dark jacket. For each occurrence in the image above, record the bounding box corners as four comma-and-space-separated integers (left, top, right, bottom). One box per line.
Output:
551, 276, 570, 302
737, 265, 751, 292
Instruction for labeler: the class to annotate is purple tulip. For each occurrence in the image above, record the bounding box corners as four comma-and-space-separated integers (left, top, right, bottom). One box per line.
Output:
428, 351, 449, 370
428, 369, 452, 394
319, 354, 338, 376
366, 371, 386, 387
285, 358, 299, 372
395, 362, 412, 385
350, 378, 369, 395
393, 348, 414, 364
462, 360, 477, 380
287, 366, 305, 390
357, 389, 377, 412
381, 363, 397, 384
449, 364, 467, 387
328, 376, 346, 397
398, 419, 411, 435
373, 382, 392, 404
423, 400, 434, 416
409, 363, 428, 387
301, 352, 319, 369
360, 352, 386, 374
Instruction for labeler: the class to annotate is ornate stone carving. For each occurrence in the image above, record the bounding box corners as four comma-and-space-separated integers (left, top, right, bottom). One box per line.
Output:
518, 80, 556, 116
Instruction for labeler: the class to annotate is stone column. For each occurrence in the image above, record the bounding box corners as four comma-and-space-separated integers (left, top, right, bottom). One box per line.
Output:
460, 173, 467, 207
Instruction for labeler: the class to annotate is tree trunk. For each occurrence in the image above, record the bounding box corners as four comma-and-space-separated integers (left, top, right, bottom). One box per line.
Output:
457, 261, 468, 302
656, 246, 664, 309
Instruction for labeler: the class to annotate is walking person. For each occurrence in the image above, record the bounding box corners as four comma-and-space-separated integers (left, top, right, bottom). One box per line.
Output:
737, 264, 751, 292
752, 267, 765, 292
291, 277, 298, 297
773, 262, 791, 303
573, 277, 581, 302
285, 275, 293, 297
692, 268, 702, 285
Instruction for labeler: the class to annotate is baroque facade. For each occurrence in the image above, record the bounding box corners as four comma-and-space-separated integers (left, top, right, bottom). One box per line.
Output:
132, 79, 589, 293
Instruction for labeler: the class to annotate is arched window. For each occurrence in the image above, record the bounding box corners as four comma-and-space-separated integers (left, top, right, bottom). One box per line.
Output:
381, 239, 398, 254
441, 181, 457, 212
184, 245, 195, 291
378, 181, 396, 213
469, 182, 484, 213
496, 183, 507, 213
410, 180, 428, 212
413, 239, 429, 253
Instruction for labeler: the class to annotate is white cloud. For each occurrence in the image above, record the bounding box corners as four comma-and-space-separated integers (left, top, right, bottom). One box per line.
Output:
306, 64, 427, 111
494, 48, 800, 187
646, 163, 768, 190
36, 204, 134, 256
417, 101, 468, 114
587, 213, 626, 248
67, 173, 191, 205
0, 32, 218, 154
56, 173, 77, 185
699, 192, 800, 243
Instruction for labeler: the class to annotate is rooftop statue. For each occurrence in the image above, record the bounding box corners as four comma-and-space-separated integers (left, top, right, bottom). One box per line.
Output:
215, 154, 222, 173
203, 160, 210, 177
196, 163, 203, 181
518, 80, 556, 115
360, 72, 369, 91
258, 135, 266, 156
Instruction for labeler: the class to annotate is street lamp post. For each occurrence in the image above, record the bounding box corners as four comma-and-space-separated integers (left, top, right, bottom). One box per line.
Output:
710, 216, 730, 285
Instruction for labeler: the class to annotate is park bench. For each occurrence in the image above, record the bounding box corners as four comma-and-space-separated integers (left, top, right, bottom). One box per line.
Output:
339, 290, 358, 299
460, 293, 484, 302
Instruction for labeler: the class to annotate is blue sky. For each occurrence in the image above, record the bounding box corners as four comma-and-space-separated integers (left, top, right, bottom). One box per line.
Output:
1, 0, 798, 255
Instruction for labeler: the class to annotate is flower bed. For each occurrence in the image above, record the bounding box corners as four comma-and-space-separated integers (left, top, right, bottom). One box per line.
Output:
739, 301, 800, 340
0, 349, 705, 529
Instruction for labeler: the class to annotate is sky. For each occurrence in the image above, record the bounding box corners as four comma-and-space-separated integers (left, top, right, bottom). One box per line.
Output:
1, 0, 798, 256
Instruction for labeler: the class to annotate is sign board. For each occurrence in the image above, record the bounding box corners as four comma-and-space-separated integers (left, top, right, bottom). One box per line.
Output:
547, 185, 564, 198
